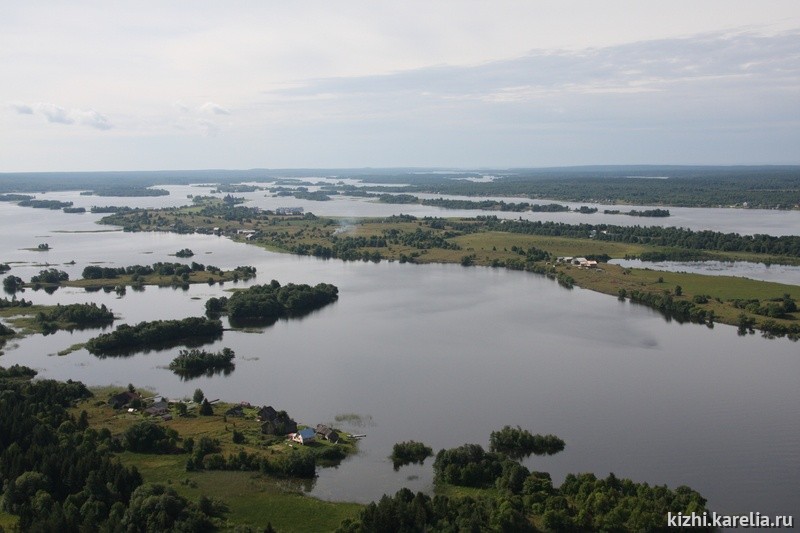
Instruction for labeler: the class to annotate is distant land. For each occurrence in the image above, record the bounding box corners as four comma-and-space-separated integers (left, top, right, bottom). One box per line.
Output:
2, 165, 799, 209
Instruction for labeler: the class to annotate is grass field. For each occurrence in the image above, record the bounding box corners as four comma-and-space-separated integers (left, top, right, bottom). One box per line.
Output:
115, 453, 361, 532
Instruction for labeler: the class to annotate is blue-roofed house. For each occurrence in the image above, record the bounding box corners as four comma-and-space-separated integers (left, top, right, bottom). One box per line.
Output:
292, 427, 316, 445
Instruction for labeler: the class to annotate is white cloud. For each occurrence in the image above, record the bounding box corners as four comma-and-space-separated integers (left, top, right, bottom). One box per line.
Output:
76, 109, 113, 130
9, 102, 113, 130
200, 102, 231, 115
36, 103, 74, 125
10, 102, 33, 114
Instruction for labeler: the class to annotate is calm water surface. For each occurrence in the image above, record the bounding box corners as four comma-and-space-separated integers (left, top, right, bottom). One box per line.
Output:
1, 196, 798, 519
611, 259, 800, 286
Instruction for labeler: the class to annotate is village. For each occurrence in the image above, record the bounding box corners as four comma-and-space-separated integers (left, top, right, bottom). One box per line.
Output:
106, 387, 357, 450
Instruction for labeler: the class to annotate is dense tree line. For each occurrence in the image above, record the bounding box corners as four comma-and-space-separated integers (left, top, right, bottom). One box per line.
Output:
289, 235, 389, 261
30, 268, 69, 284
17, 199, 74, 209
168, 348, 236, 379
634, 249, 710, 261
0, 194, 34, 202
63, 207, 87, 214
80, 186, 169, 197
293, 190, 332, 201
489, 426, 565, 458
186, 447, 318, 479
206, 280, 338, 324
383, 228, 461, 250
730, 294, 797, 319
378, 193, 576, 213
81, 262, 255, 281
84, 317, 223, 355
214, 184, 262, 193
35, 303, 115, 334
341, 435, 711, 532
0, 366, 174, 531
627, 208, 671, 217
174, 248, 194, 257
123, 421, 179, 453
89, 205, 135, 214
338, 472, 709, 532
0, 296, 31, 308
433, 444, 514, 489
355, 166, 800, 209
465, 216, 800, 258
625, 290, 714, 325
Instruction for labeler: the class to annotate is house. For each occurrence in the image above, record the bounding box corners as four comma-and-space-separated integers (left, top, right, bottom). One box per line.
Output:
144, 400, 169, 417
225, 405, 244, 417
257, 405, 277, 422
275, 207, 304, 216
293, 427, 316, 445
315, 424, 340, 443
109, 391, 139, 409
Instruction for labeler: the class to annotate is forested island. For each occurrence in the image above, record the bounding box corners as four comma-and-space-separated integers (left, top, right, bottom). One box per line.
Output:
0, 300, 114, 337
168, 347, 236, 379
80, 186, 169, 197
205, 280, 339, 325
85, 317, 223, 355
390, 441, 434, 469
1, 263, 256, 295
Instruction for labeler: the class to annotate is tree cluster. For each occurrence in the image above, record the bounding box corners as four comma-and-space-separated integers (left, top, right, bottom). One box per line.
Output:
17, 199, 73, 209
3, 275, 25, 293
470, 216, 800, 258
84, 317, 223, 355
30, 268, 70, 284
205, 280, 338, 324
35, 303, 114, 333
168, 348, 235, 379
731, 294, 797, 319
391, 441, 433, 470
347, 434, 710, 532
489, 426, 565, 458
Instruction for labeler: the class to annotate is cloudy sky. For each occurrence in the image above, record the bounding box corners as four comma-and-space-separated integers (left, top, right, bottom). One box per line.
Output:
2, 1, 799, 171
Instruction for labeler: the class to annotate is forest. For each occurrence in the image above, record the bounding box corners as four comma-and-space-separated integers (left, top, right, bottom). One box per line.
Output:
0, 366, 228, 531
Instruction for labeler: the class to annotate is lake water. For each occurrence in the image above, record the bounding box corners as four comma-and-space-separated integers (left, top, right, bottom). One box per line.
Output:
1, 191, 799, 519
610, 259, 800, 286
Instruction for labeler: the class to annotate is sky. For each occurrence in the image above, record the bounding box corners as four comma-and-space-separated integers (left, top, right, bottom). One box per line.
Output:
2, 1, 800, 171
